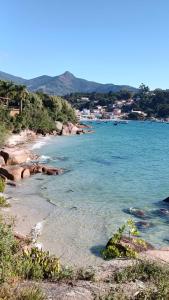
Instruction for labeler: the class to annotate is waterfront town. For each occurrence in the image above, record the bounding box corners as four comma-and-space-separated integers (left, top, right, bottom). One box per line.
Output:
75, 96, 147, 120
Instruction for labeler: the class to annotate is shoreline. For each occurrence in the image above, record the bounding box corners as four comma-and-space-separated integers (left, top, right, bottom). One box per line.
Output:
2, 127, 169, 268
1, 128, 105, 267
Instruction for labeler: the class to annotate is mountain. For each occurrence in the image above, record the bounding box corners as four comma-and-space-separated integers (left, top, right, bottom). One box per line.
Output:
0, 70, 137, 95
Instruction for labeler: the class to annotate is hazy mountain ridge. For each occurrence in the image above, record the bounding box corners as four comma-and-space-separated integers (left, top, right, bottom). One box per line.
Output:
0, 70, 137, 95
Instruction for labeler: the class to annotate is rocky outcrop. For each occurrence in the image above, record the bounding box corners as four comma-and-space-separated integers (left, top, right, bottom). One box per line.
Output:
0, 163, 64, 181
0, 166, 24, 181
55, 121, 63, 134
62, 122, 80, 136
0, 156, 5, 167
0, 149, 32, 165
42, 166, 64, 175
163, 196, 169, 203
21, 168, 31, 179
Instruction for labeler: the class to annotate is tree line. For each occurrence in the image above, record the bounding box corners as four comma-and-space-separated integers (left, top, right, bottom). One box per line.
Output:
64, 84, 169, 119
0, 80, 77, 142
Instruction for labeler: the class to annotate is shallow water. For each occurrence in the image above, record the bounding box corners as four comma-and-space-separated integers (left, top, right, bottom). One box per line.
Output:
9, 121, 169, 266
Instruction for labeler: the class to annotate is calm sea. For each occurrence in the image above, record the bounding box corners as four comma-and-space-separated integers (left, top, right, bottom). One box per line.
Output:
10, 121, 169, 265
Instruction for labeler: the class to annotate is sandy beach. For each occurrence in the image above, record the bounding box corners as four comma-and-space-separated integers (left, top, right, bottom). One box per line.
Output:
1, 131, 105, 267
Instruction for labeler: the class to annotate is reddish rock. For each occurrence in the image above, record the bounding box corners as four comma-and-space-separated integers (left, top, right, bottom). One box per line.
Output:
0, 155, 6, 167
0, 166, 24, 181
0, 174, 7, 181
62, 122, 80, 136
21, 168, 30, 179
0, 151, 9, 164
42, 166, 63, 175
0, 149, 31, 165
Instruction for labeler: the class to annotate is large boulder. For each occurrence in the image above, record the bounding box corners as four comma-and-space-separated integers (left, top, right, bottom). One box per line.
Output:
0, 149, 31, 165
55, 121, 63, 134
0, 156, 5, 167
0, 166, 24, 181
21, 168, 30, 179
23, 164, 43, 175
62, 122, 81, 136
163, 196, 169, 203
42, 166, 63, 175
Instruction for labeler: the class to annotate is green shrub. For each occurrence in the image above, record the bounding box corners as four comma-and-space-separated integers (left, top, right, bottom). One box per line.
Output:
0, 178, 6, 193
101, 219, 147, 260
114, 260, 169, 284
0, 285, 45, 300
18, 247, 65, 281
16, 286, 45, 300
0, 217, 19, 283
0, 196, 10, 207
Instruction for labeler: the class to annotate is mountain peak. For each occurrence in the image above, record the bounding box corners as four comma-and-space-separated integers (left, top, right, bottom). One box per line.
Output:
60, 71, 75, 79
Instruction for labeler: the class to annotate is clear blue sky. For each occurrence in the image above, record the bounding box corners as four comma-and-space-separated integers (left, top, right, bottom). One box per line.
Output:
1, 0, 169, 89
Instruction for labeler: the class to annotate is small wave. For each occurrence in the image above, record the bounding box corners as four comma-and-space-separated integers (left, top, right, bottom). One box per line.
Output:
34, 242, 43, 250
39, 155, 51, 162
31, 221, 44, 243
31, 137, 51, 150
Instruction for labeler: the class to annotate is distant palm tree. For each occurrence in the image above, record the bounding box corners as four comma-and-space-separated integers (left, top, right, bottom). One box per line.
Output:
15, 84, 28, 113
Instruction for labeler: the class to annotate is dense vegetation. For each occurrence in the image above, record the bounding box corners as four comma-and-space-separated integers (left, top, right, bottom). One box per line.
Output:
0, 80, 77, 140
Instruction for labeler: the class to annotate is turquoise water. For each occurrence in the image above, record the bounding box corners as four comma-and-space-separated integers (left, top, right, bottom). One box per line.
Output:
34, 121, 169, 252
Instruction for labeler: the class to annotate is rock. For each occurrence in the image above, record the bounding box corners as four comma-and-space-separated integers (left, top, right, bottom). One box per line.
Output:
42, 167, 63, 175
0, 151, 9, 164
135, 221, 154, 230
0, 155, 5, 167
106, 235, 154, 254
6, 181, 17, 187
0, 149, 31, 165
160, 208, 169, 215
0, 174, 7, 181
21, 168, 30, 179
27, 164, 43, 175
0, 166, 24, 181
125, 207, 148, 219
62, 122, 81, 136
163, 196, 169, 203
55, 121, 63, 133
154, 208, 169, 216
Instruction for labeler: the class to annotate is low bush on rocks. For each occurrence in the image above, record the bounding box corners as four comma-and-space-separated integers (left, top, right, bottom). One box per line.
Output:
0, 178, 5, 193
0, 216, 72, 284
0, 196, 10, 207
101, 219, 148, 259
102, 260, 169, 299
0, 285, 45, 300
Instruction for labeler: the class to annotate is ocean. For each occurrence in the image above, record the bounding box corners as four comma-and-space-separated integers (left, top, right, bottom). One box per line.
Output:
8, 121, 169, 266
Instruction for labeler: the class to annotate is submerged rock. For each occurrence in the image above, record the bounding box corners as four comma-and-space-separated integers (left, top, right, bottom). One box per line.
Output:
153, 208, 169, 217
124, 207, 148, 219
135, 221, 154, 230
163, 196, 169, 203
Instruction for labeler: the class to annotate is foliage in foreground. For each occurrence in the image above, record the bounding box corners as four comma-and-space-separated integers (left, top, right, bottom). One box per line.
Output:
0, 285, 45, 300
102, 260, 169, 299
0, 196, 10, 208
101, 219, 147, 259
0, 178, 6, 193
0, 216, 73, 284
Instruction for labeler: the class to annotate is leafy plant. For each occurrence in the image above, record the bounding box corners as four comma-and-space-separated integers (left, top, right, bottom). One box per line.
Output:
101, 219, 147, 259
17, 247, 73, 281
0, 178, 6, 193
0, 196, 10, 207
0, 285, 45, 300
